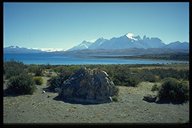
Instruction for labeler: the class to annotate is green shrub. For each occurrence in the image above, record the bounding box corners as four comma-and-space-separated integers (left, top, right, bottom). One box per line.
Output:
34, 67, 43, 76
4, 60, 26, 79
126, 77, 140, 87
139, 71, 159, 82
33, 76, 43, 85
47, 70, 73, 91
158, 78, 189, 103
27, 65, 43, 76
46, 72, 52, 77
151, 84, 160, 91
111, 96, 118, 102
7, 74, 36, 95
112, 69, 140, 87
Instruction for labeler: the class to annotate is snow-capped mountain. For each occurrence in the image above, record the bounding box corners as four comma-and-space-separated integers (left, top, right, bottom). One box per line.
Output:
89, 38, 108, 49
4, 46, 43, 53
4, 33, 189, 54
36, 48, 65, 52
67, 33, 174, 51
68, 41, 92, 51
126, 33, 139, 41
4, 46, 65, 53
97, 35, 138, 49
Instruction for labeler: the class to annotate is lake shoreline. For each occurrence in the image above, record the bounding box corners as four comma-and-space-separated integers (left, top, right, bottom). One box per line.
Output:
4, 53, 189, 65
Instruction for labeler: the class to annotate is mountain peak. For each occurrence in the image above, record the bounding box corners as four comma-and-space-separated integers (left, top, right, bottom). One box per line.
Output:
4, 45, 44, 53
126, 33, 138, 41
95, 37, 106, 42
98, 37, 104, 40
8, 45, 20, 48
67, 33, 189, 51
82, 40, 89, 43
126, 32, 134, 37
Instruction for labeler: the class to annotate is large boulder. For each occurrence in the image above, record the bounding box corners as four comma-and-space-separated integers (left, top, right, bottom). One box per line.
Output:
58, 67, 118, 104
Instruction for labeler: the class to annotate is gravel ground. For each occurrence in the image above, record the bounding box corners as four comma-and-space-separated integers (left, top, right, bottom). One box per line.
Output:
3, 78, 189, 123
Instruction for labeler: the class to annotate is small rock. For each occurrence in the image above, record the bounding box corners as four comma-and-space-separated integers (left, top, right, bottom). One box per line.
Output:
109, 96, 113, 102
143, 94, 157, 102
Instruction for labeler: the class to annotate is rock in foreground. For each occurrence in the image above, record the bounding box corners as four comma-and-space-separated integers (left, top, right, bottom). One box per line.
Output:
58, 67, 118, 104
143, 94, 157, 103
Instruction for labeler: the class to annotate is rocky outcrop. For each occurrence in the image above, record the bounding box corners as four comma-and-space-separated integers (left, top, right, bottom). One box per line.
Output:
58, 67, 118, 104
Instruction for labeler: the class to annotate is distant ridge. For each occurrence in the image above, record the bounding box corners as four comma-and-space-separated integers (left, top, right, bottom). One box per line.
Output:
4, 46, 43, 53
4, 33, 189, 55
4, 46, 65, 53
67, 33, 189, 51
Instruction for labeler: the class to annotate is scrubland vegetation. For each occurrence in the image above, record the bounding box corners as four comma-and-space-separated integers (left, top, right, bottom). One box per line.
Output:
3, 60, 189, 123
7, 74, 36, 95
4, 60, 189, 103
158, 78, 189, 103
33, 76, 43, 85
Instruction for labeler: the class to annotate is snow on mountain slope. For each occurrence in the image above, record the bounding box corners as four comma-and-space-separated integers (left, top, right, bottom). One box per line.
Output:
126, 33, 138, 41
68, 33, 168, 51
68, 41, 92, 51
5, 33, 188, 53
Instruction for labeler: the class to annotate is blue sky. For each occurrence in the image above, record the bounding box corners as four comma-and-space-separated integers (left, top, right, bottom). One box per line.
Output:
4, 2, 189, 50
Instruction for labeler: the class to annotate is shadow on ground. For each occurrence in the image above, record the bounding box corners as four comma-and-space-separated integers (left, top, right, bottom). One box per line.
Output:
53, 95, 111, 105
143, 98, 188, 105
155, 99, 188, 105
42, 86, 55, 93
43, 86, 112, 105
3, 88, 32, 97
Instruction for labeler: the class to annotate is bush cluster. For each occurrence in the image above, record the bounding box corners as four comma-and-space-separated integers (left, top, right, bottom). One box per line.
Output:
7, 74, 36, 95
135, 68, 189, 82
34, 67, 43, 76
33, 76, 43, 85
4, 60, 26, 79
83, 64, 188, 86
111, 96, 118, 102
47, 71, 72, 91
151, 84, 160, 92
42, 64, 189, 88
112, 68, 140, 87
4, 61, 189, 96
157, 78, 189, 103
27, 65, 43, 76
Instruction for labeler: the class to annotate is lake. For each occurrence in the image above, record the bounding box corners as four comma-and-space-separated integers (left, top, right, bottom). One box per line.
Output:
3, 53, 188, 65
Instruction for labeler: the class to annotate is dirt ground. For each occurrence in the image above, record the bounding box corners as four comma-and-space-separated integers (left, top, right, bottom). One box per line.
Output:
3, 77, 189, 123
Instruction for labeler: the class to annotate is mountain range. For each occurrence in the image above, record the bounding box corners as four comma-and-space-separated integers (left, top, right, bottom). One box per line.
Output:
4, 46, 65, 53
4, 33, 189, 55
68, 33, 189, 51
4, 46, 44, 53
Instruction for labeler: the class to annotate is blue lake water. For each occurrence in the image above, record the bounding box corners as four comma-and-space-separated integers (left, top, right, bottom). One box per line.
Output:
3, 53, 188, 65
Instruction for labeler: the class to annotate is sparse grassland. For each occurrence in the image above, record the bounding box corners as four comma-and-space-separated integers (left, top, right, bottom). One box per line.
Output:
3, 61, 189, 123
